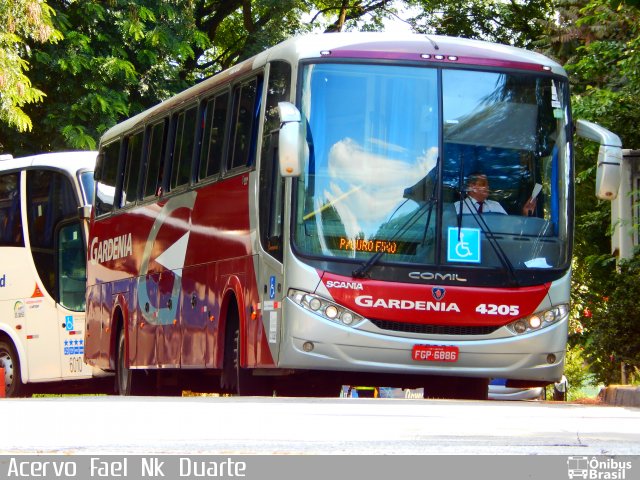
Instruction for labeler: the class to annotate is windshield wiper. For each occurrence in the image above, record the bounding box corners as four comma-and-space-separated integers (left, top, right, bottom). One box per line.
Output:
467, 206, 520, 287
352, 198, 436, 278
454, 155, 520, 287
352, 163, 439, 279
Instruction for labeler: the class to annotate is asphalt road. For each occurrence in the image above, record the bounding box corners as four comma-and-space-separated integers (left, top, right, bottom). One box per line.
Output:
2, 395, 639, 455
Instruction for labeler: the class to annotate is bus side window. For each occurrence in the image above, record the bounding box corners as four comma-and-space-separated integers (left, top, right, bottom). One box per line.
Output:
171, 106, 197, 190
0, 173, 23, 247
122, 130, 144, 207
27, 169, 78, 301
144, 120, 167, 198
259, 62, 291, 262
199, 91, 229, 180
229, 76, 262, 171
95, 140, 121, 216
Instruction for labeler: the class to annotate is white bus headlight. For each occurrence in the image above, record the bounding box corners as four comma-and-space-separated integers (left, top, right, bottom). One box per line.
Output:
506, 304, 569, 335
288, 289, 363, 327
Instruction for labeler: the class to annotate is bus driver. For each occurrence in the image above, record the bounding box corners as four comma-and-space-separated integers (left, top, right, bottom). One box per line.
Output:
454, 172, 537, 216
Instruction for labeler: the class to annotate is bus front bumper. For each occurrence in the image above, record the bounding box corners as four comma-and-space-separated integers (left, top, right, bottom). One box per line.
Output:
277, 299, 567, 383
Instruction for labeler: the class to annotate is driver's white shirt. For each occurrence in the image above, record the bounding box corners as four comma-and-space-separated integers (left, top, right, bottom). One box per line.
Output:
454, 197, 507, 215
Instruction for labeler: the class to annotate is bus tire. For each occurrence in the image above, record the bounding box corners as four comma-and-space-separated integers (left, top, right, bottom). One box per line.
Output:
220, 303, 273, 396
115, 328, 155, 396
275, 373, 342, 397
115, 329, 131, 396
423, 376, 488, 401
0, 339, 26, 397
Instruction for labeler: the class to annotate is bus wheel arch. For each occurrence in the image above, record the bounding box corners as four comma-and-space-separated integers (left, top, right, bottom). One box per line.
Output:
109, 294, 130, 370
219, 291, 241, 393
112, 307, 130, 395
0, 333, 26, 397
219, 289, 273, 396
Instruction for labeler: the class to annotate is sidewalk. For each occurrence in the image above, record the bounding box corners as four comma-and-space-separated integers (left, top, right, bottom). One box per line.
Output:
598, 385, 640, 407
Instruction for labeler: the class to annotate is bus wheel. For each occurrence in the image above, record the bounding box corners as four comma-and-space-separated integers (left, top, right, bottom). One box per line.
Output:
115, 329, 155, 395
116, 329, 131, 396
275, 374, 342, 397
0, 339, 25, 397
423, 377, 488, 400
220, 309, 273, 396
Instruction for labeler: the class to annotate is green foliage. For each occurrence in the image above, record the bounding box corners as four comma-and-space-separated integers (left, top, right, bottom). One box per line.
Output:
0, 0, 61, 136
405, 0, 554, 48
544, 0, 640, 386
563, 344, 592, 400
580, 254, 640, 385
1, 0, 202, 153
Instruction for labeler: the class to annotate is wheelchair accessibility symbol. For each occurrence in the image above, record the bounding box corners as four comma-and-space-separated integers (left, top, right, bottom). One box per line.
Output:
447, 227, 481, 263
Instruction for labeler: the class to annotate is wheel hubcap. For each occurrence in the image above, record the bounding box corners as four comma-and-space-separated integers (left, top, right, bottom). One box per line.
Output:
0, 351, 13, 390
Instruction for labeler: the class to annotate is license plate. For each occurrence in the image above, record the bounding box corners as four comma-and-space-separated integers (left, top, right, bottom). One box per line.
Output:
412, 345, 459, 362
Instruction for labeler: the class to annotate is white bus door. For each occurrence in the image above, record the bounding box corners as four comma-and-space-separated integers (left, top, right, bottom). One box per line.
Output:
56, 220, 92, 378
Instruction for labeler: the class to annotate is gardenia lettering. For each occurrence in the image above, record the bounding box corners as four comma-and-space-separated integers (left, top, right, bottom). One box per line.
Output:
355, 295, 460, 312
90, 233, 133, 265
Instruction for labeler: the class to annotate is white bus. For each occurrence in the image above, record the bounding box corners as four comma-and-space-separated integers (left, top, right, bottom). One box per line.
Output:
0, 151, 98, 397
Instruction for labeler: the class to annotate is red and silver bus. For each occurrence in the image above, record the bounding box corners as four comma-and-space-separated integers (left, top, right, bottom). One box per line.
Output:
85, 33, 621, 398
0, 152, 98, 397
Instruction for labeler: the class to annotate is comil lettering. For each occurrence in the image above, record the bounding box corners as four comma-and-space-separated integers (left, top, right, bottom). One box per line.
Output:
355, 295, 460, 312
409, 271, 467, 282
90, 233, 133, 265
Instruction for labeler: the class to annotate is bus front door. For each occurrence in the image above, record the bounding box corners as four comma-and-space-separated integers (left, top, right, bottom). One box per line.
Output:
56, 220, 92, 378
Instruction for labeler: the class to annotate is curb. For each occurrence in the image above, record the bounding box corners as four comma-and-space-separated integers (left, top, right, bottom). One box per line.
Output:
598, 385, 640, 407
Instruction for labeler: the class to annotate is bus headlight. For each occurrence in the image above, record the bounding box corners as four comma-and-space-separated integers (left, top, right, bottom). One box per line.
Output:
288, 289, 363, 327
506, 304, 569, 335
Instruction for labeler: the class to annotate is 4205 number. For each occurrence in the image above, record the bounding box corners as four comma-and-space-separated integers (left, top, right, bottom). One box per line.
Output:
475, 304, 519, 316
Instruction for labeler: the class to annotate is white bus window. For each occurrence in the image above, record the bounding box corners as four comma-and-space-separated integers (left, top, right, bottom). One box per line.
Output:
0, 173, 23, 247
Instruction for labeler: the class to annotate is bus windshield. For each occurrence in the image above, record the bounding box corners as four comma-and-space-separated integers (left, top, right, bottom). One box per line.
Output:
294, 63, 571, 280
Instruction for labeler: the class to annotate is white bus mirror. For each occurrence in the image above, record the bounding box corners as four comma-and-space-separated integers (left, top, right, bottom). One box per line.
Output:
576, 119, 622, 200
596, 145, 623, 200
278, 102, 302, 177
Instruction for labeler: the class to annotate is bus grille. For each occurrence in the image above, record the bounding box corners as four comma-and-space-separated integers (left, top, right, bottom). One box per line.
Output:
369, 319, 500, 336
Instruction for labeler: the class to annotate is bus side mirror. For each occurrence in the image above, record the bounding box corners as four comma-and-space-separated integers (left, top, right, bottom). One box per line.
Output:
575, 119, 623, 200
278, 102, 302, 177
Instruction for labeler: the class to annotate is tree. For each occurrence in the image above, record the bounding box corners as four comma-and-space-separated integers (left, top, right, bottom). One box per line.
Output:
0, 0, 61, 139
405, 0, 554, 48
545, 0, 640, 384
2, 0, 203, 153
1, 0, 419, 155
